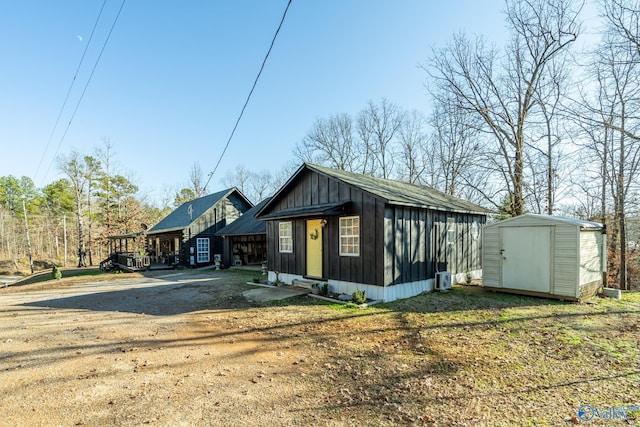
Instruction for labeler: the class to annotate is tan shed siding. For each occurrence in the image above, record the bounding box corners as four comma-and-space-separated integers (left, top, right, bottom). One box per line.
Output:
482, 227, 501, 287
579, 231, 603, 286
553, 224, 579, 296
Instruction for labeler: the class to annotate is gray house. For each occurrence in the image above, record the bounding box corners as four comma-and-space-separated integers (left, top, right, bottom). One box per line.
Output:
255, 163, 491, 302
147, 188, 252, 268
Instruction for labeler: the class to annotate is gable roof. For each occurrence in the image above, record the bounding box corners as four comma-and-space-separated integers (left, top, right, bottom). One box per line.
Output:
257, 163, 492, 217
215, 197, 270, 236
148, 188, 251, 235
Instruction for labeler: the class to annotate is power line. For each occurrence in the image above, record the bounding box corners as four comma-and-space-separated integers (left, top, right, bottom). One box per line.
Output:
204, 0, 293, 190
35, 0, 108, 186
40, 0, 127, 185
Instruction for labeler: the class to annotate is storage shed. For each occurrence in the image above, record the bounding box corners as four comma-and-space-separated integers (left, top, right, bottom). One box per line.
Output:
482, 214, 606, 300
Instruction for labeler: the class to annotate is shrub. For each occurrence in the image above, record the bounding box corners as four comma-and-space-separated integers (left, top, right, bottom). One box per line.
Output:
52, 265, 62, 280
352, 288, 366, 304
320, 282, 329, 296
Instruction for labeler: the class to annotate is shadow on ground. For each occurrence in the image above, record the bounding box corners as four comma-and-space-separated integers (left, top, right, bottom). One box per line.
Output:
21, 280, 259, 316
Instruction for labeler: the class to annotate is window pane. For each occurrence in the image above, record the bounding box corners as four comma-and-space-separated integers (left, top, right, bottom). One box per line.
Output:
196, 238, 210, 263
339, 216, 359, 256
279, 222, 293, 253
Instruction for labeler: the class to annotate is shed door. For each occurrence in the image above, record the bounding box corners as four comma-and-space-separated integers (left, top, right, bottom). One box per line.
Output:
501, 226, 551, 293
306, 219, 323, 278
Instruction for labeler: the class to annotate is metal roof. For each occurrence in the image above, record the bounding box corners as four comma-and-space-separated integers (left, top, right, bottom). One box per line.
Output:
258, 163, 492, 216
148, 188, 250, 235
215, 198, 271, 236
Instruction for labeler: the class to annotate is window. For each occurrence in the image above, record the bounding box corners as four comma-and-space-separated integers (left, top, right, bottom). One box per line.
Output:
471, 220, 480, 241
447, 217, 456, 245
196, 238, 210, 263
279, 222, 293, 253
340, 216, 360, 256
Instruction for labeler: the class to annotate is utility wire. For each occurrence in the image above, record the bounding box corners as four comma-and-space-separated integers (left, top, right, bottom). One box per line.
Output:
35, 0, 108, 186
40, 0, 127, 184
204, 0, 293, 190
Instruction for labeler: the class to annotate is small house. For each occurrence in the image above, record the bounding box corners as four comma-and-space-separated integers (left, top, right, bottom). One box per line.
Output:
482, 214, 606, 300
255, 163, 491, 302
146, 188, 252, 268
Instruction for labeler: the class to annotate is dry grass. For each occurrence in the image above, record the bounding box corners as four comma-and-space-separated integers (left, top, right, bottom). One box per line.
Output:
1, 270, 639, 426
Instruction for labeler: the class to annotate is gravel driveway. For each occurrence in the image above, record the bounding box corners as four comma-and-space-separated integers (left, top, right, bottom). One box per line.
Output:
0, 270, 320, 426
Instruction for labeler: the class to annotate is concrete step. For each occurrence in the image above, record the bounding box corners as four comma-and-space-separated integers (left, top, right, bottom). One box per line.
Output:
293, 279, 321, 289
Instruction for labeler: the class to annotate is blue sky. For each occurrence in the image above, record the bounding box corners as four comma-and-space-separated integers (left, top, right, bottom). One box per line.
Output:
0, 0, 511, 203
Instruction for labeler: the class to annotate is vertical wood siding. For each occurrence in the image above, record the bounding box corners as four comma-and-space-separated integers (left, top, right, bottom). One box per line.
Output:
181, 195, 250, 265
386, 206, 484, 286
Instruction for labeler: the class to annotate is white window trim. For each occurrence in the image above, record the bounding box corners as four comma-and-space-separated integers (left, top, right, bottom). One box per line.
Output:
447, 217, 455, 245
339, 216, 360, 257
279, 221, 293, 253
196, 237, 210, 263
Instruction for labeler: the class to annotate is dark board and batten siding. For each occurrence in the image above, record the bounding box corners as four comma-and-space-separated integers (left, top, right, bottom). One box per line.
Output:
267, 170, 385, 286
384, 207, 484, 286
183, 197, 246, 263
265, 167, 485, 287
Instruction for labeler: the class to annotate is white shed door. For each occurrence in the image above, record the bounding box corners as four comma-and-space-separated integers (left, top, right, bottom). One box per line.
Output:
501, 226, 551, 293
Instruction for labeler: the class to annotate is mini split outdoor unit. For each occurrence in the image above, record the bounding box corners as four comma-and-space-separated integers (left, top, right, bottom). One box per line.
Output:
435, 271, 452, 291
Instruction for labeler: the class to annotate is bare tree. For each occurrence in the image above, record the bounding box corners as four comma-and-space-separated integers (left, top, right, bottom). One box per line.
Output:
357, 99, 403, 178
189, 161, 208, 198
603, 0, 640, 55
396, 109, 427, 184
429, 95, 483, 197
427, 0, 581, 215
294, 114, 357, 171
222, 164, 253, 196
83, 156, 101, 266
58, 151, 87, 267
574, 2, 640, 289
247, 170, 274, 204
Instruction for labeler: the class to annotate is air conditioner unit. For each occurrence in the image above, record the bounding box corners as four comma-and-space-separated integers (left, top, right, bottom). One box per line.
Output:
435, 272, 452, 291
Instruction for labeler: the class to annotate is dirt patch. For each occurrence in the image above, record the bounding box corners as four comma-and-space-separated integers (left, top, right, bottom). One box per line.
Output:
1, 272, 639, 426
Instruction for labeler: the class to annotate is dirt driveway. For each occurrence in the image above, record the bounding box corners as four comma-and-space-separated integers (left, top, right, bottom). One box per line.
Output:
2, 270, 639, 426
0, 270, 326, 426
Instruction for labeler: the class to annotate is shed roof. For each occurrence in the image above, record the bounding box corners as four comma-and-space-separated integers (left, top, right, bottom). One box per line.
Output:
148, 188, 251, 235
485, 213, 604, 230
258, 163, 492, 217
215, 197, 270, 236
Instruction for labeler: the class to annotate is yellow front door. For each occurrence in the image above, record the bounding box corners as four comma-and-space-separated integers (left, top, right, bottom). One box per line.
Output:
306, 219, 323, 278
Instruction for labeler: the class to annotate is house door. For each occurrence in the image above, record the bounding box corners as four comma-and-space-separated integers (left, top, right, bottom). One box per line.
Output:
501, 226, 552, 292
306, 219, 323, 278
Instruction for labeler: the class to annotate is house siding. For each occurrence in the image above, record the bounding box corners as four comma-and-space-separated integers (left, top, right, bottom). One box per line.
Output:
266, 170, 385, 284
259, 164, 489, 300
183, 196, 249, 266
385, 206, 484, 286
